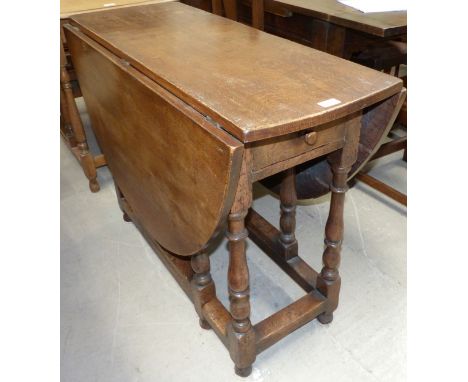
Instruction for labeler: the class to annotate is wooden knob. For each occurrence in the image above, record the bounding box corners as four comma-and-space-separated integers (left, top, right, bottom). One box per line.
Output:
304, 131, 318, 145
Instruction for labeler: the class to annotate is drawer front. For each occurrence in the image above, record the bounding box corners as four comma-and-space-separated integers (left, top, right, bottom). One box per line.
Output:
250, 119, 346, 172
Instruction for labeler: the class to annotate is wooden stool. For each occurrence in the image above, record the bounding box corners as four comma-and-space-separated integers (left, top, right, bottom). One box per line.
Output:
64, 2, 404, 376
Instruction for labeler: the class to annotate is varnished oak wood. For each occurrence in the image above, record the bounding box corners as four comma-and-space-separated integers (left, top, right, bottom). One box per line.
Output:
183, 0, 407, 200
246, 208, 318, 292
186, 0, 405, 60
65, 25, 243, 256
255, 290, 326, 354
268, 0, 406, 37
250, 119, 346, 170
93, 154, 106, 168
355, 173, 407, 206
216, 0, 405, 37
118, 193, 195, 298
251, 0, 264, 29
69, 2, 402, 143
191, 250, 216, 329
279, 168, 298, 259
261, 89, 406, 199
371, 136, 406, 161
226, 151, 256, 376
317, 112, 360, 324
66, 3, 405, 376
202, 299, 231, 346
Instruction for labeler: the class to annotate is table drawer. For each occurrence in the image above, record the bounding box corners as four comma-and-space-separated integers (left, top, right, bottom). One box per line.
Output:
250, 119, 346, 175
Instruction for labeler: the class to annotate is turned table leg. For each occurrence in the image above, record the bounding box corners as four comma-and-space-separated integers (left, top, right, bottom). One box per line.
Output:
318, 114, 361, 324
60, 85, 76, 147
191, 250, 215, 329
114, 184, 132, 222
279, 167, 298, 260
60, 36, 99, 192
222, 0, 237, 21
226, 153, 255, 377
251, 0, 265, 30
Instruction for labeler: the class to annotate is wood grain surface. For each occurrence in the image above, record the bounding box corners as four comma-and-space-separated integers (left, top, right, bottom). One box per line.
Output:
69, 2, 402, 142
260, 88, 406, 199
268, 0, 406, 37
65, 25, 243, 256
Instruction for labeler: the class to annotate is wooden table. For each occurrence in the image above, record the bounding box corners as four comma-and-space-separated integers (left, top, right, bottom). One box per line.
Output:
60, 0, 174, 192
63, 2, 404, 376
268, 0, 405, 55
256, 0, 406, 35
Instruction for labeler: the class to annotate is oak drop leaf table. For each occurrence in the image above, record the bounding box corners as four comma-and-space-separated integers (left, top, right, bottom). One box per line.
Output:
64, 2, 404, 376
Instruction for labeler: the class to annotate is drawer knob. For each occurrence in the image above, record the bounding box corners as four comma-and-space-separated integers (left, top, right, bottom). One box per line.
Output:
304, 131, 318, 145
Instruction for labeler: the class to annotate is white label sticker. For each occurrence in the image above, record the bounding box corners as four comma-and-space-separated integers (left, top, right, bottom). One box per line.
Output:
317, 98, 342, 108
103, 3, 116, 7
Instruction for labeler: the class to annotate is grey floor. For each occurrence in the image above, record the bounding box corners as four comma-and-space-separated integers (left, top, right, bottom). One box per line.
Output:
61, 101, 407, 382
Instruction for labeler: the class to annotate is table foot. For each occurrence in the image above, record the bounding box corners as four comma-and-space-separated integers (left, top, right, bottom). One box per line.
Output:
318, 312, 333, 324
199, 318, 211, 330
235, 365, 252, 378
89, 178, 100, 193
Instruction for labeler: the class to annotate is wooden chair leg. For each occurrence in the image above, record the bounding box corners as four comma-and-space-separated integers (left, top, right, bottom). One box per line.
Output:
60, 36, 99, 192
226, 153, 255, 377
211, 0, 224, 15
60, 86, 76, 147
114, 184, 132, 221
251, 0, 264, 30
222, 0, 238, 21
279, 167, 298, 260
317, 114, 361, 324
191, 250, 216, 330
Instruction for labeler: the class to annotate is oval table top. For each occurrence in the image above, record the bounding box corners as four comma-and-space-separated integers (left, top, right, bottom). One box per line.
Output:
68, 2, 402, 143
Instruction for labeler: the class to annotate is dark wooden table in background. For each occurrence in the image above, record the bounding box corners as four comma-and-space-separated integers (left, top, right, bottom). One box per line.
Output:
185, 0, 406, 58
255, 0, 406, 57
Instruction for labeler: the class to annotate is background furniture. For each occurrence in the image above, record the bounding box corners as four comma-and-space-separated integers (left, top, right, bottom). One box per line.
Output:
64, 2, 404, 376
183, 0, 406, 56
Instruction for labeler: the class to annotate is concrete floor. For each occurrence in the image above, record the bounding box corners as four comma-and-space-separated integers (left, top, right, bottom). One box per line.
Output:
61, 105, 406, 382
